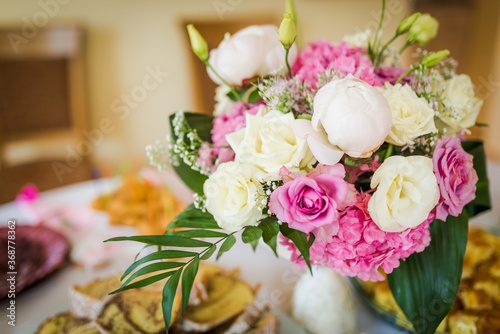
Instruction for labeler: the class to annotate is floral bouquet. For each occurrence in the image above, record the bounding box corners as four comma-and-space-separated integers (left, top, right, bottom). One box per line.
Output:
108, 1, 491, 333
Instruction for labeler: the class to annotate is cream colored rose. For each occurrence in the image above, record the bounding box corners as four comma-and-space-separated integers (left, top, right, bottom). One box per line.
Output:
204, 162, 263, 232
438, 74, 483, 133
226, 109, 315, 180
383, 83, 437, 146
368, 155, 439, 233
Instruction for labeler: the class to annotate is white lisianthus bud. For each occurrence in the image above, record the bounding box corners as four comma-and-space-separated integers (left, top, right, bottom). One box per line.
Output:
408, 13, 439, 45
397, 12, 421, 35
368, 155, 440, 233
279, 12, 296, 49
186, 24, 208, 61
421, 49, 450, 68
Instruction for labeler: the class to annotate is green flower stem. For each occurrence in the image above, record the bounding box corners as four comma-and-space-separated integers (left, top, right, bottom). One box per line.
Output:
375, 33, 399, 68
372, 0, 386, 52
285, 47, 293, 78
384, 143, 394, 161
200, 231, 237, 257
205, 60, 250, 109
399, 40, 411, 54
395, 66, 418, 84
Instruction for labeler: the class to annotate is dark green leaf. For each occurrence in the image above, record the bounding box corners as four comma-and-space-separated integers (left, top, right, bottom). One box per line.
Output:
462, 141, 491, 217
280, 223, 314, 273
387, 212, 469, 334
241, 226, 263, 244
344, 156, 373, 167
217, 234, 236, 260
122, 250, 198, 279
170, 230, 227, 238
248, 88, 261, 104
174, 204, 215, 220
167, 218, 220, 230
121, 262, 184, 288
105, 235, 211, 248
181, 257, 200, 314
110, 271, 175, 294
258, 218, 280, 256
200, 244, 217, 260
162, 269, 182, 329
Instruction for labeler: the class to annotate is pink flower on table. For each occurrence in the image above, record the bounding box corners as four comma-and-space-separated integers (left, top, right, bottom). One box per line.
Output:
16, 184, 39, 203
269, 164, 351, 234
292, 40, 379, 88
432, 135, 478, 221
282, 193, 433, 281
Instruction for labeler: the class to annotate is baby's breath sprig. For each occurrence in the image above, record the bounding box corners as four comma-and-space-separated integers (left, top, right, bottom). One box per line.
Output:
146, 138, 171, 172
171, 111, 210, 175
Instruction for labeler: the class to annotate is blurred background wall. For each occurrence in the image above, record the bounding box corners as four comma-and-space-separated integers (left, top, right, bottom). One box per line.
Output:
0, 0, 498, 202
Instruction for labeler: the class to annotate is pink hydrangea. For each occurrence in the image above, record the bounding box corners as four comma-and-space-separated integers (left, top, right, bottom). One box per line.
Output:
282, 193, 433, 281
375, 66, 412, 85
269, 164, 353, 234
432, 136, 478, 221
292, 40, 380, 88
197, 101, 263, 172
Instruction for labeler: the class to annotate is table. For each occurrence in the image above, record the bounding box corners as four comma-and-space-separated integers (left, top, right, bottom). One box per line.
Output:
1, 161, 499, 334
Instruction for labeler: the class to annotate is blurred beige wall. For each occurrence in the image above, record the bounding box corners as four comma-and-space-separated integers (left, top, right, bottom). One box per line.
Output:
3, 0, 498, 173
0, 0, 412, 170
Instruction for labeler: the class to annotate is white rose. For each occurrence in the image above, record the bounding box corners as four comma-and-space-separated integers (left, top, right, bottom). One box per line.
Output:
204, 162, 263, 232
383, 83, 437, 146
226, 109, 315, 181
438, 74, 483, 132
295, 74, 392, 164
207, 25, 298, 86
368, 155, 439, 233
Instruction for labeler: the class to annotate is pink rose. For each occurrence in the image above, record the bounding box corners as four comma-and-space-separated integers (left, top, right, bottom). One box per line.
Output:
269, 164, 350, 234
433, 136, 478, 221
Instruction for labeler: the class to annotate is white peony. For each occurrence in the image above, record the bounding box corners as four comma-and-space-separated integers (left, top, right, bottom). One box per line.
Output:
226, 109, 315, 181
295, 74, 392, 164
204, 162, 263, 232
207, 25, 298, 86
368, 155, 439, 232
438, 74, 483, 133
383, 83, 437, 146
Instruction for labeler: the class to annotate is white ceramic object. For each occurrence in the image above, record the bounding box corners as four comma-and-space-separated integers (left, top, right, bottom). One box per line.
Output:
292, 267, 357, 334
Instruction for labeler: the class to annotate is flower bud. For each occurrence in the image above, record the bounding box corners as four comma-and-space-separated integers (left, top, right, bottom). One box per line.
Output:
421, 49, 450, 67
397, 12, 420, 35
408, 13, 439, 45
279, 12, 296, 49
187, 24, 208, 61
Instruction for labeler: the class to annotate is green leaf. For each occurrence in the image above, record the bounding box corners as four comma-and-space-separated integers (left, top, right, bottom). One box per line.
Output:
181, 257, 200, 314
121, 262, 184, 289
258, 218, 280, 256
387, 212, 469, 334
200, 244, 216, 260
174, 204, 214, 220
167, 219, 220, 230
241, 226, 263, 244
279, 223, 314, 273
170, 230, 227, 238
110, 271, 175, 294
168, 112, 213, 194
122, 250, 198, 279
462, 141, 491, 217
162, 269, 182, 329
248, 88, 261, 104
105, 235, 211, 248
217, 235, 236, 260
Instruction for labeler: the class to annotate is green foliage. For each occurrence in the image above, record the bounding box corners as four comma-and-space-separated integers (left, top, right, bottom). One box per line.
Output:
279, 223, 314, 273
387, 212, 469, 334
462, 141, 491, 217
258, 217, 280, 255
